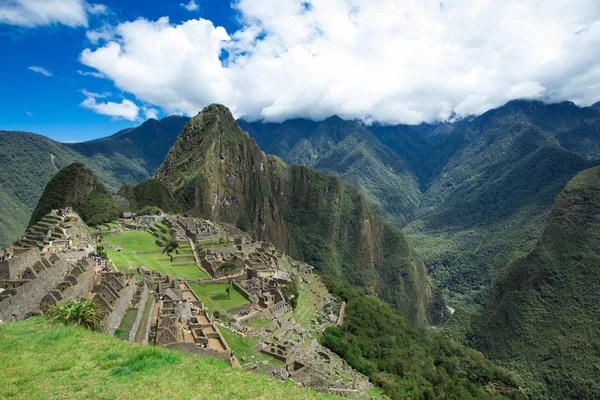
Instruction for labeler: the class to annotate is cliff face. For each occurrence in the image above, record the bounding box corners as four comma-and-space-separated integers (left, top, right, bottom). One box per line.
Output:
154, 104, 437, 323
478, 165, 600, 398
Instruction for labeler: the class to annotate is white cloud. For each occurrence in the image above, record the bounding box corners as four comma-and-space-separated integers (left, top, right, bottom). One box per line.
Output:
0, 0, 89, 28
87, 3, 108, 15
80, 0, 600, 124
181, 1, 199, 12
28, 66, 52, 77
26, 111, 33, 117
80, 90, 139, 121
77, 69, 106, 79
86, 23, 114, 44
143, 106, 159, 120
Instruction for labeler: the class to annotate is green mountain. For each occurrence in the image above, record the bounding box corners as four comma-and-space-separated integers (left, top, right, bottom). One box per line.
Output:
476, 166, 600, 399
0, 116, 188, 247
240, 101, 600, 311
30, 162, 121, 227
145, 104, 439, 323
238, 117, 422, 227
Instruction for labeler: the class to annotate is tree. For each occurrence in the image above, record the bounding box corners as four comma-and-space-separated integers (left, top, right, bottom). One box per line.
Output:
217, 261, 238, 299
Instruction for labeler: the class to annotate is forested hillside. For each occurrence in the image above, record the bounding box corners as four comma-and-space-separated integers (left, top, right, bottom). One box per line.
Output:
475, 166, 600, 399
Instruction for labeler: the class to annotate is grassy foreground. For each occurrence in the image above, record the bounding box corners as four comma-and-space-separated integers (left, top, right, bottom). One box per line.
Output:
0, 318, 334, 400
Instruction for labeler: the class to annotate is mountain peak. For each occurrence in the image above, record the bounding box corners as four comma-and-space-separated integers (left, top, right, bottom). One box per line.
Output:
592, 101, 600, 112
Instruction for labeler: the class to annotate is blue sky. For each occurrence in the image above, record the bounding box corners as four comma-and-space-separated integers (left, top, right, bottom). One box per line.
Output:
1, 0, 599, 143
0, 0, 239, 142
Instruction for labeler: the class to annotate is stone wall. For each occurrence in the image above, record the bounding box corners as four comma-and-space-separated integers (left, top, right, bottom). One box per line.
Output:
62, 260, 95, 302
103, 276, 136, 335
128, 282, 149, 342
0, 249, 40, 280
0, 256, 71, 322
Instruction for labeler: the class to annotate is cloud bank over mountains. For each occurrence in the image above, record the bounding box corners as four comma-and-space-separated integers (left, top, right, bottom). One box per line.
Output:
6, 0, 600, 124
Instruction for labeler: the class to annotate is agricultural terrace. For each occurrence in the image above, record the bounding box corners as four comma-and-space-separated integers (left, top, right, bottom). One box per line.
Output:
216, 325, 284, 371
188, 283, 249, 314
102, 230, 208, 280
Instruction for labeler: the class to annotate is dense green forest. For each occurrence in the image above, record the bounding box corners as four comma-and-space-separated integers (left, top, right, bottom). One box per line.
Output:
321, 278, 525, 399
30, 163, 122, 227
474, 166, 600, 399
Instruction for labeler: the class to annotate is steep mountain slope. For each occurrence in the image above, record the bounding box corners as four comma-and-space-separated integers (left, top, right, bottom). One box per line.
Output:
30, 162, 121, 227
239, 117, 422, 227
153, 104, 438, 323
0, 116, 188, 247
240, 100, 600, 311
476, 166, 600, 399
404, 119, 599, 301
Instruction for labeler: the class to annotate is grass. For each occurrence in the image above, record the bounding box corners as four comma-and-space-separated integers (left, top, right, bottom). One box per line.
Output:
134, 296, 154, 344
246, 319, 272, 329
114, 308, 138, 341
0, 317, 334, 399
102, 230, 208, 280
188, 283, 249, 313
216, 325, 284, 371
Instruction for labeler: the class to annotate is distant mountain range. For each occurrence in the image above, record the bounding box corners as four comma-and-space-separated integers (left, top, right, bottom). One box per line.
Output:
0, 116, 188, 247
242, 100, 600, 307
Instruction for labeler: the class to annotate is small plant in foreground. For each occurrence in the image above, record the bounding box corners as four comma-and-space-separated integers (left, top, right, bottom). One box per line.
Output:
46, 298, 104, 331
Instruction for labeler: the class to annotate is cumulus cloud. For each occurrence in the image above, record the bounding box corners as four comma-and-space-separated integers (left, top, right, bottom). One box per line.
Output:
80, 90, 139, 120
80, 0, 600, 124
28, 66, 52, 76
0, 0, 89, 28
181, 1, 199, 12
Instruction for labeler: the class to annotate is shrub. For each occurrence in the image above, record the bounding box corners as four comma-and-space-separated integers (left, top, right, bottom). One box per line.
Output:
46, 298, 104, 331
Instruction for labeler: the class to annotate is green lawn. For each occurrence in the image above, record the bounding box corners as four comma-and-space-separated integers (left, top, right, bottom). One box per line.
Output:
246, 319, 272, 329
114, 308, 138, 341
0, 318, 333, 400
102, 231, 208, 280
189, 283, 249, 313
216, 325, 284, 371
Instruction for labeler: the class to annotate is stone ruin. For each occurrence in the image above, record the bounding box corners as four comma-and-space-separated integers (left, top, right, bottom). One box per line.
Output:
142, 269, 232, 361
0, 248, 94, 322
91, 272, 136, 335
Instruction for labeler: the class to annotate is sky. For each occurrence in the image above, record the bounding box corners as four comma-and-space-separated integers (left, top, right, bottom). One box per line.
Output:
1, 0, 599, 142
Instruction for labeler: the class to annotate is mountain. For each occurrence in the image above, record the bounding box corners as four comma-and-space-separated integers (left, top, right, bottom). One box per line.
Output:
239, 117, 422, 227
30, 162, 121, 227
404, 103, 600, 305
0, 116, 188, 247
148, 104, 440, 323
592, 101, 600, 112
476, 166, 600, 399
